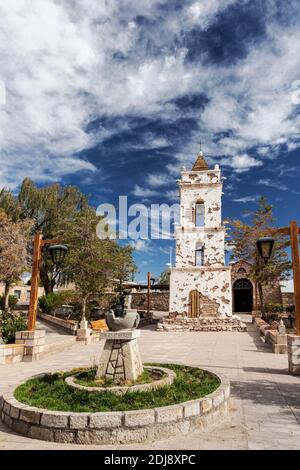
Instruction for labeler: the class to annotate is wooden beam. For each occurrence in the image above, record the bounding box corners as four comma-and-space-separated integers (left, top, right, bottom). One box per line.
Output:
41, 238, 62, 247
290, 220, 300, 336
147, 272, 151, 317
28, 232, 43, 331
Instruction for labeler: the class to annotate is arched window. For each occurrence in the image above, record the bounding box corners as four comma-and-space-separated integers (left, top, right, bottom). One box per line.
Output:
195, 242, 204, 266
195, 200, 205, 227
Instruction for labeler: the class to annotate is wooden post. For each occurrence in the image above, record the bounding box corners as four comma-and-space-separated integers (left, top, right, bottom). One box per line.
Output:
147, 272, 151, 317
290, 220, 300, 336
28, 232, 43, 331
253, 281, 258, 323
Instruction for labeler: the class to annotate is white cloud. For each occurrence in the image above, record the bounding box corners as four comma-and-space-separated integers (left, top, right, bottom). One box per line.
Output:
257, 179, 288, 191
132, 184, 159, 197
131, 239, 153, 253
185, 0, 237, 29
233, 195, 260, 203
147, 174, 172, 187
230, 154, 263, 173
0, 0, 300, 188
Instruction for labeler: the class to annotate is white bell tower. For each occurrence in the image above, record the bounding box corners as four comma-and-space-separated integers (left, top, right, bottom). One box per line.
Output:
169, 152, 232, 317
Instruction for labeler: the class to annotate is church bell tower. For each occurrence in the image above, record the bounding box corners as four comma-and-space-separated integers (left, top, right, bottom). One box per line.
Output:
169, 152, 232, 317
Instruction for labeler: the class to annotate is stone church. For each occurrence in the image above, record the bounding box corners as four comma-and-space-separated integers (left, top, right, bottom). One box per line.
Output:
169, 152, 232, 318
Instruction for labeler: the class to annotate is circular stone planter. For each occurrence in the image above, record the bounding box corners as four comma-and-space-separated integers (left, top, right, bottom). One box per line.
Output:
65, 366, 176, 396
0, 368, 230, 445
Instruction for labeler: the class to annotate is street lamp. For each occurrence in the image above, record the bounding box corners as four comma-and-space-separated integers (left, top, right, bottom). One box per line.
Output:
150, 277, 156, 287
256, 237, 275, 265
28, 233, 67, 331
47, 244, 68, 266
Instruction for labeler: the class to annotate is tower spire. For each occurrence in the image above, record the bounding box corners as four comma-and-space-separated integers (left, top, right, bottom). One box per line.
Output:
192, 151, 209, 171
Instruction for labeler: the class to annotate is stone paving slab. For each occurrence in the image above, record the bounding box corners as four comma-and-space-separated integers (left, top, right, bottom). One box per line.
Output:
0, 314, 299, 450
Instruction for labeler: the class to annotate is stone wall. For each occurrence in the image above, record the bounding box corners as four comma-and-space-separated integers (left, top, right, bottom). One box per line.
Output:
0, 369, 230, 445
131, 292, 169, 311
38, 312, 77, 335
282, 292, 294, 308
0, 344, 24, 364
253, 318, 288, 354
231, 260, 283, 311
158, 315, 246, 332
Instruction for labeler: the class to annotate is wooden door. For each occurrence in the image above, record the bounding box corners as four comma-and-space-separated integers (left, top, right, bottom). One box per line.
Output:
189, 290, 200, 317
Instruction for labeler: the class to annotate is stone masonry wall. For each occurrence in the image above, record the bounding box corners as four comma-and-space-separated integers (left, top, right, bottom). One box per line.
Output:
0, 369, 230, 445
131, 292, 169, 311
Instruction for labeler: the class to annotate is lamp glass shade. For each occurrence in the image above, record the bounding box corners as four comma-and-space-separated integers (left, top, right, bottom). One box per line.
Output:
256, 237, 275, 264
48, 244, 68, 266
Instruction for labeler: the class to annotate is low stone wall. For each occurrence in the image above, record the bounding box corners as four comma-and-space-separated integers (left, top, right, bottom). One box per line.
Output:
0, 369, 230, 445
157, 315, 247, 332
287, 334, 300, 375
266, 330, 288, 354
0, 344, 24, 365
131, 292, 169, 312
15, 330, 45, 362
66, 366, 176, 396
282, 292, 294, 309
253, 318, 287, 354
38, 312, 77, 335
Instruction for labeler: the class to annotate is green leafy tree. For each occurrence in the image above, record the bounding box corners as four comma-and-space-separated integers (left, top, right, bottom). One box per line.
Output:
17, 178, 89, 294
0, 210, 31, 309
112, 245, 136, 292
64, 209, 134, 320
159, 268, 171, 286
229, 197, 290, 314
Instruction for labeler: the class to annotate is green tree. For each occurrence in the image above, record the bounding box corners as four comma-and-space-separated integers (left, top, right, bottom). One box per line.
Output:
64, 209, 134, 320
230, 197, 290, 314
0, 211, 31, 309
113, 244, 136, 292
159, 268, 171, 286
17, 178, 89, 294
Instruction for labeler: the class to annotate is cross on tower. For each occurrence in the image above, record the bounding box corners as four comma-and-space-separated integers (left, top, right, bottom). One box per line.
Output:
198, 141, 203, 153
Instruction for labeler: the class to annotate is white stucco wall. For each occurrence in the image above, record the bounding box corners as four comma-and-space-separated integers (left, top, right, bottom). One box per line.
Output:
169, 266, 232, 317
169, 159, 232, 318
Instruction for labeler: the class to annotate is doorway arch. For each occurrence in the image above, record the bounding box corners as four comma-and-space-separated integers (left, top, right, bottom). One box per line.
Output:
233, 278, 253, 312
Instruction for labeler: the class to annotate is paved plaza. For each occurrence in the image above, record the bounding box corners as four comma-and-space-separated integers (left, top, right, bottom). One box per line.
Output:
0, 315, 299, 450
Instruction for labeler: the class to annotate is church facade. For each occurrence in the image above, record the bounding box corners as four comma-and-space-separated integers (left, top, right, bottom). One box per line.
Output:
169, 152, 232, 318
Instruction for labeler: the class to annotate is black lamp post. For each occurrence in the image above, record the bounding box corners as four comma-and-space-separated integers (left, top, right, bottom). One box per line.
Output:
150, 277, 156, 287
47, 244, 68, 267
256, 237, 275, 265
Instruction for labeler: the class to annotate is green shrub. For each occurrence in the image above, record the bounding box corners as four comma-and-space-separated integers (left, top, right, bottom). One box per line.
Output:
38, 292, 65, 314
0, 294, 18, 311
286, 305, 295, 314
0, 310, 27, 344
265, 312, 280, 322
266, 303, 284, 313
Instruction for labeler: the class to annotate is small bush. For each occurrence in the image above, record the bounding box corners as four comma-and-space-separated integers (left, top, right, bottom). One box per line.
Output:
286, 305, 295, 314
266, 303, 284, 314
38, 292, 65, 314
0, 310, 27, 344
0, 294, 18, 311
265, 313, 280, 322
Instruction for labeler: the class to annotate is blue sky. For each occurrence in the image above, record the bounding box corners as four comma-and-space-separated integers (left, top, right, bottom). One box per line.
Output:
0, 0, 300, 282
